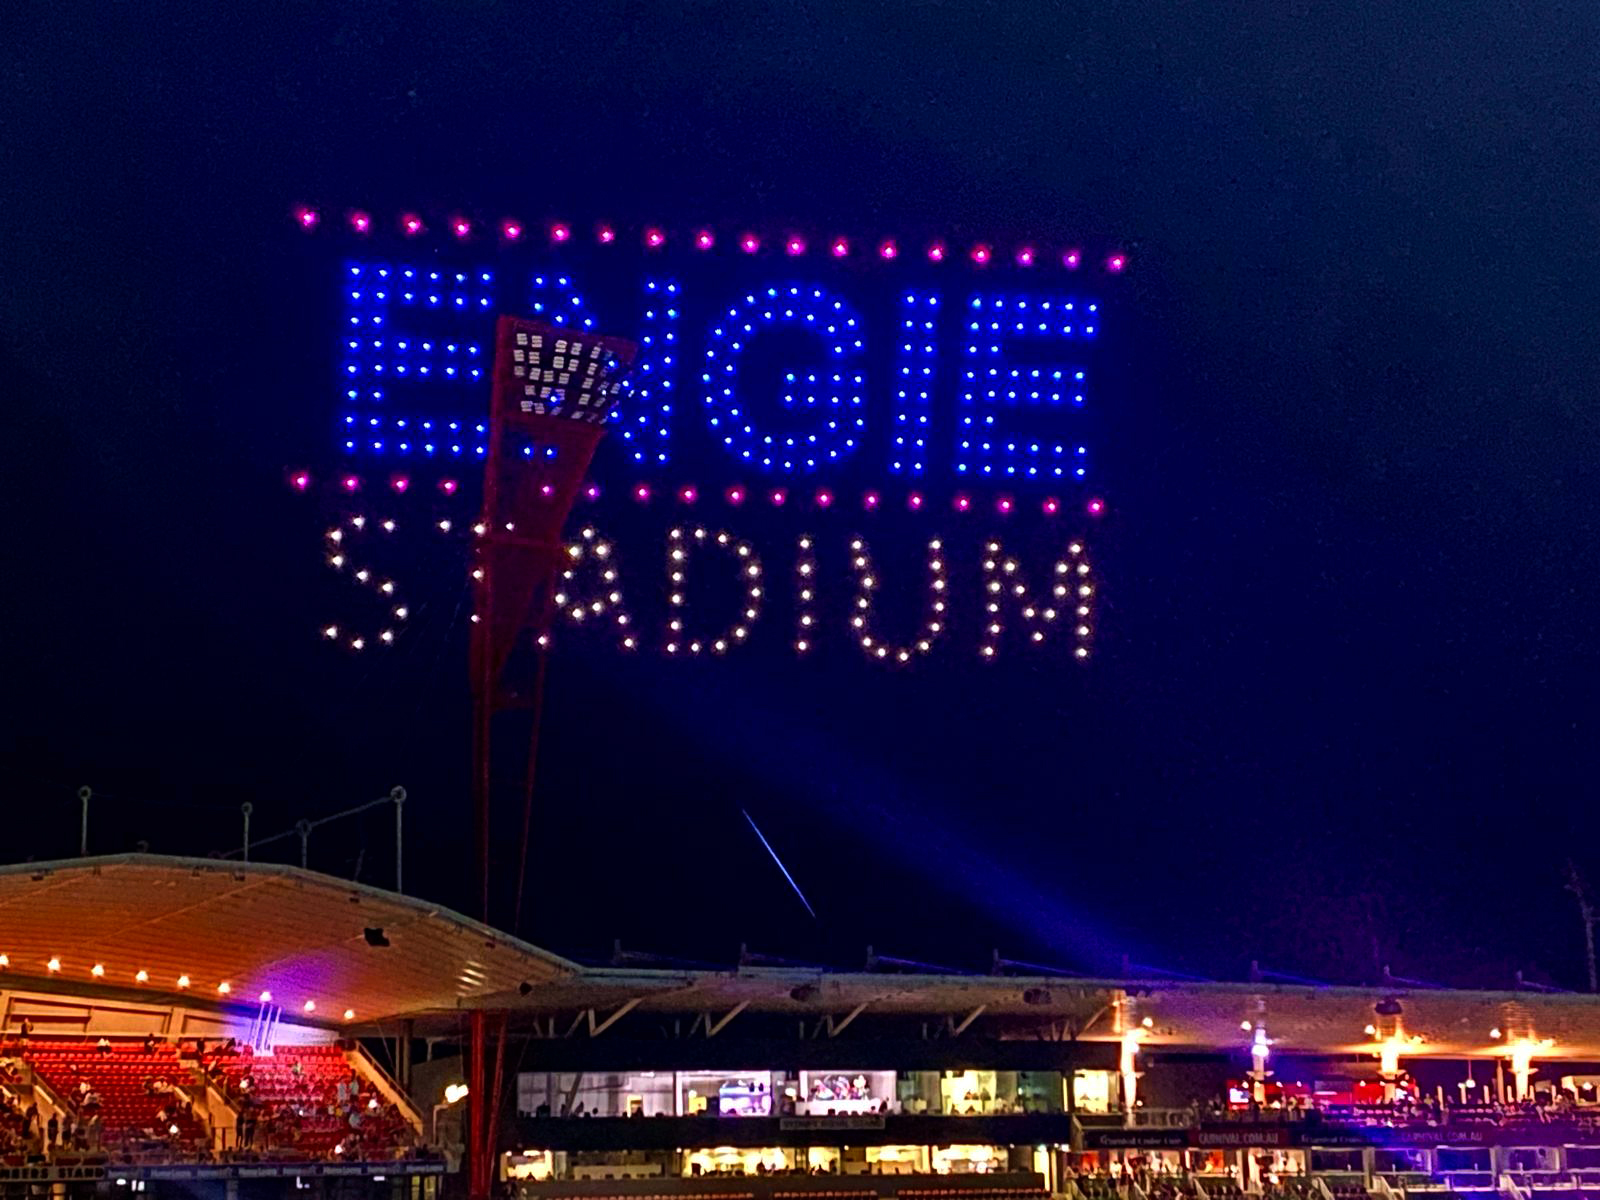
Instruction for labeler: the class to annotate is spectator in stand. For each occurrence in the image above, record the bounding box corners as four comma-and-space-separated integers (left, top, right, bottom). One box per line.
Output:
143, 1034, 158, 1053
17, 1019, 31, 1047
45, 1113, 57, 1149
95, 1037, 111, 1054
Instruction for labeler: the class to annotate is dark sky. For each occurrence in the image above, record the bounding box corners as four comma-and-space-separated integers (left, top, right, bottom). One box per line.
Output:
3, 0, 1599, 988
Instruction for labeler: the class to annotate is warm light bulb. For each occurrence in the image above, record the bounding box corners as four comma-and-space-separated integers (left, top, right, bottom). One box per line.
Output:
134, 969, 147, 983
304, 999, 316, 1012
176, 975, 190, 988
90, 963, 104, 977
47, 958, 60, 973
217, 982, 231, 995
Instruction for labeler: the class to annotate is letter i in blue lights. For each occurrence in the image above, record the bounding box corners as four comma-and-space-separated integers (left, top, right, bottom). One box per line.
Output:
339, 262, 493, 457
956, 293, 1096, 481
891, 291, 937, 475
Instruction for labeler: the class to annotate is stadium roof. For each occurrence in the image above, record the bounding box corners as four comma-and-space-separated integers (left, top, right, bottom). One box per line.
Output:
498, 967, 1600, 1059
0, 855, 575, 1026
8, 856, 1600, 1061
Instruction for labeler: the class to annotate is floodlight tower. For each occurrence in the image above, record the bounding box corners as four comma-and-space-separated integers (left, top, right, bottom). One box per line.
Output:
467, 315, 636, 1200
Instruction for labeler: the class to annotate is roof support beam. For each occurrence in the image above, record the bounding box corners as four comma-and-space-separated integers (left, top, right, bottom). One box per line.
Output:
950, 1004, 987, 1037
705, 1000, 749, 1038
588, 996, 643, 1038
828, 1001, 871, 1037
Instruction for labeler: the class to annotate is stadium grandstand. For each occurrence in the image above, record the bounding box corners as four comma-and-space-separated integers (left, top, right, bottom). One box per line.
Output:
8, 855, 1600, 1200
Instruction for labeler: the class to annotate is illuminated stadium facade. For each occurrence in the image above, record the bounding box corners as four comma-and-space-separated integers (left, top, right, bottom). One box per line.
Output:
11, 855, 1600, 1200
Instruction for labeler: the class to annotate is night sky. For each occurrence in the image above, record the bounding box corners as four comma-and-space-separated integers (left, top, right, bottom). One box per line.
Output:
3, 1, 1599, 988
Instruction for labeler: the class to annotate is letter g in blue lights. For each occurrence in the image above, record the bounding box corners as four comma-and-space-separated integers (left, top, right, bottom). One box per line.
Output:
701, 284, 866, 472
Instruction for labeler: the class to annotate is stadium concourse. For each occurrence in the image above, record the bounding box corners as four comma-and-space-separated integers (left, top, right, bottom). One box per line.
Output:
14, 860, 1600, 1200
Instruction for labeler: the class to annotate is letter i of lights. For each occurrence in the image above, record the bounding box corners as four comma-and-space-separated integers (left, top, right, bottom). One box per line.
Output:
847, 537, 947, 663
893, 293, 937, 474
665, 527, 763, 655
794, 535, 818, 654
555, 527, 637, 649
979, 540, 1093, 660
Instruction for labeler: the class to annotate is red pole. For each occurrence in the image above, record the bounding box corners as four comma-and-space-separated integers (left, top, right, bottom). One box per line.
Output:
468, 1010, 488, 1199
486, 1011, 509, 1192
512, 646, 549, 935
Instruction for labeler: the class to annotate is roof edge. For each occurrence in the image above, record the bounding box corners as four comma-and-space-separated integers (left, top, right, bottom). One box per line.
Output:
0, 853, 581, 976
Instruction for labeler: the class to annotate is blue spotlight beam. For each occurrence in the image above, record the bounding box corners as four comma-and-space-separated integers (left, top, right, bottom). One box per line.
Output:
742, 809, 818, 921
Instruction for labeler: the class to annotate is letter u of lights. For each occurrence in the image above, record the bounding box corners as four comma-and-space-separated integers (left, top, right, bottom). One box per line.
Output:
847, 537, 948, 663
702, 285, 866, 471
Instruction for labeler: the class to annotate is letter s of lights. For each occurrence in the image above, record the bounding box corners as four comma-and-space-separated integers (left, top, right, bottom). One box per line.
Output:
702, 284, 866, 472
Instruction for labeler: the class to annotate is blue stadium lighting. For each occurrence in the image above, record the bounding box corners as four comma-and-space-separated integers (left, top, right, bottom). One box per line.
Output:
702, 284, 865, 472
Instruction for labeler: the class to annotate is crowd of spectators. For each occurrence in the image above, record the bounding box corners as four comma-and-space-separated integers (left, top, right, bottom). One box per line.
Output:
200, 1043, 417, 1161
0, 1036, 421, 1166
1199, 1092, 1600, 1130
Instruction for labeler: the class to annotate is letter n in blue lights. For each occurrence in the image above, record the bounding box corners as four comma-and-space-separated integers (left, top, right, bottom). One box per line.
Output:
956, 294, 1097, 481
530, 272, 678, 467
702, 284, 866, 472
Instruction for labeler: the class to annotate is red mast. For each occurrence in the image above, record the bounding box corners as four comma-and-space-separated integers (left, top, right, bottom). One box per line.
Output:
467, 315, 637, 1199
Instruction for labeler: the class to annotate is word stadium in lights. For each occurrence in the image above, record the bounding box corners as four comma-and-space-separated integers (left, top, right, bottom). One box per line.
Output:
298, 477, 1094, 665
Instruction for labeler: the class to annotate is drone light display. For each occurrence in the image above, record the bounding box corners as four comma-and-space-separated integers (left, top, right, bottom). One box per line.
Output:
291, 209, 1125, 667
